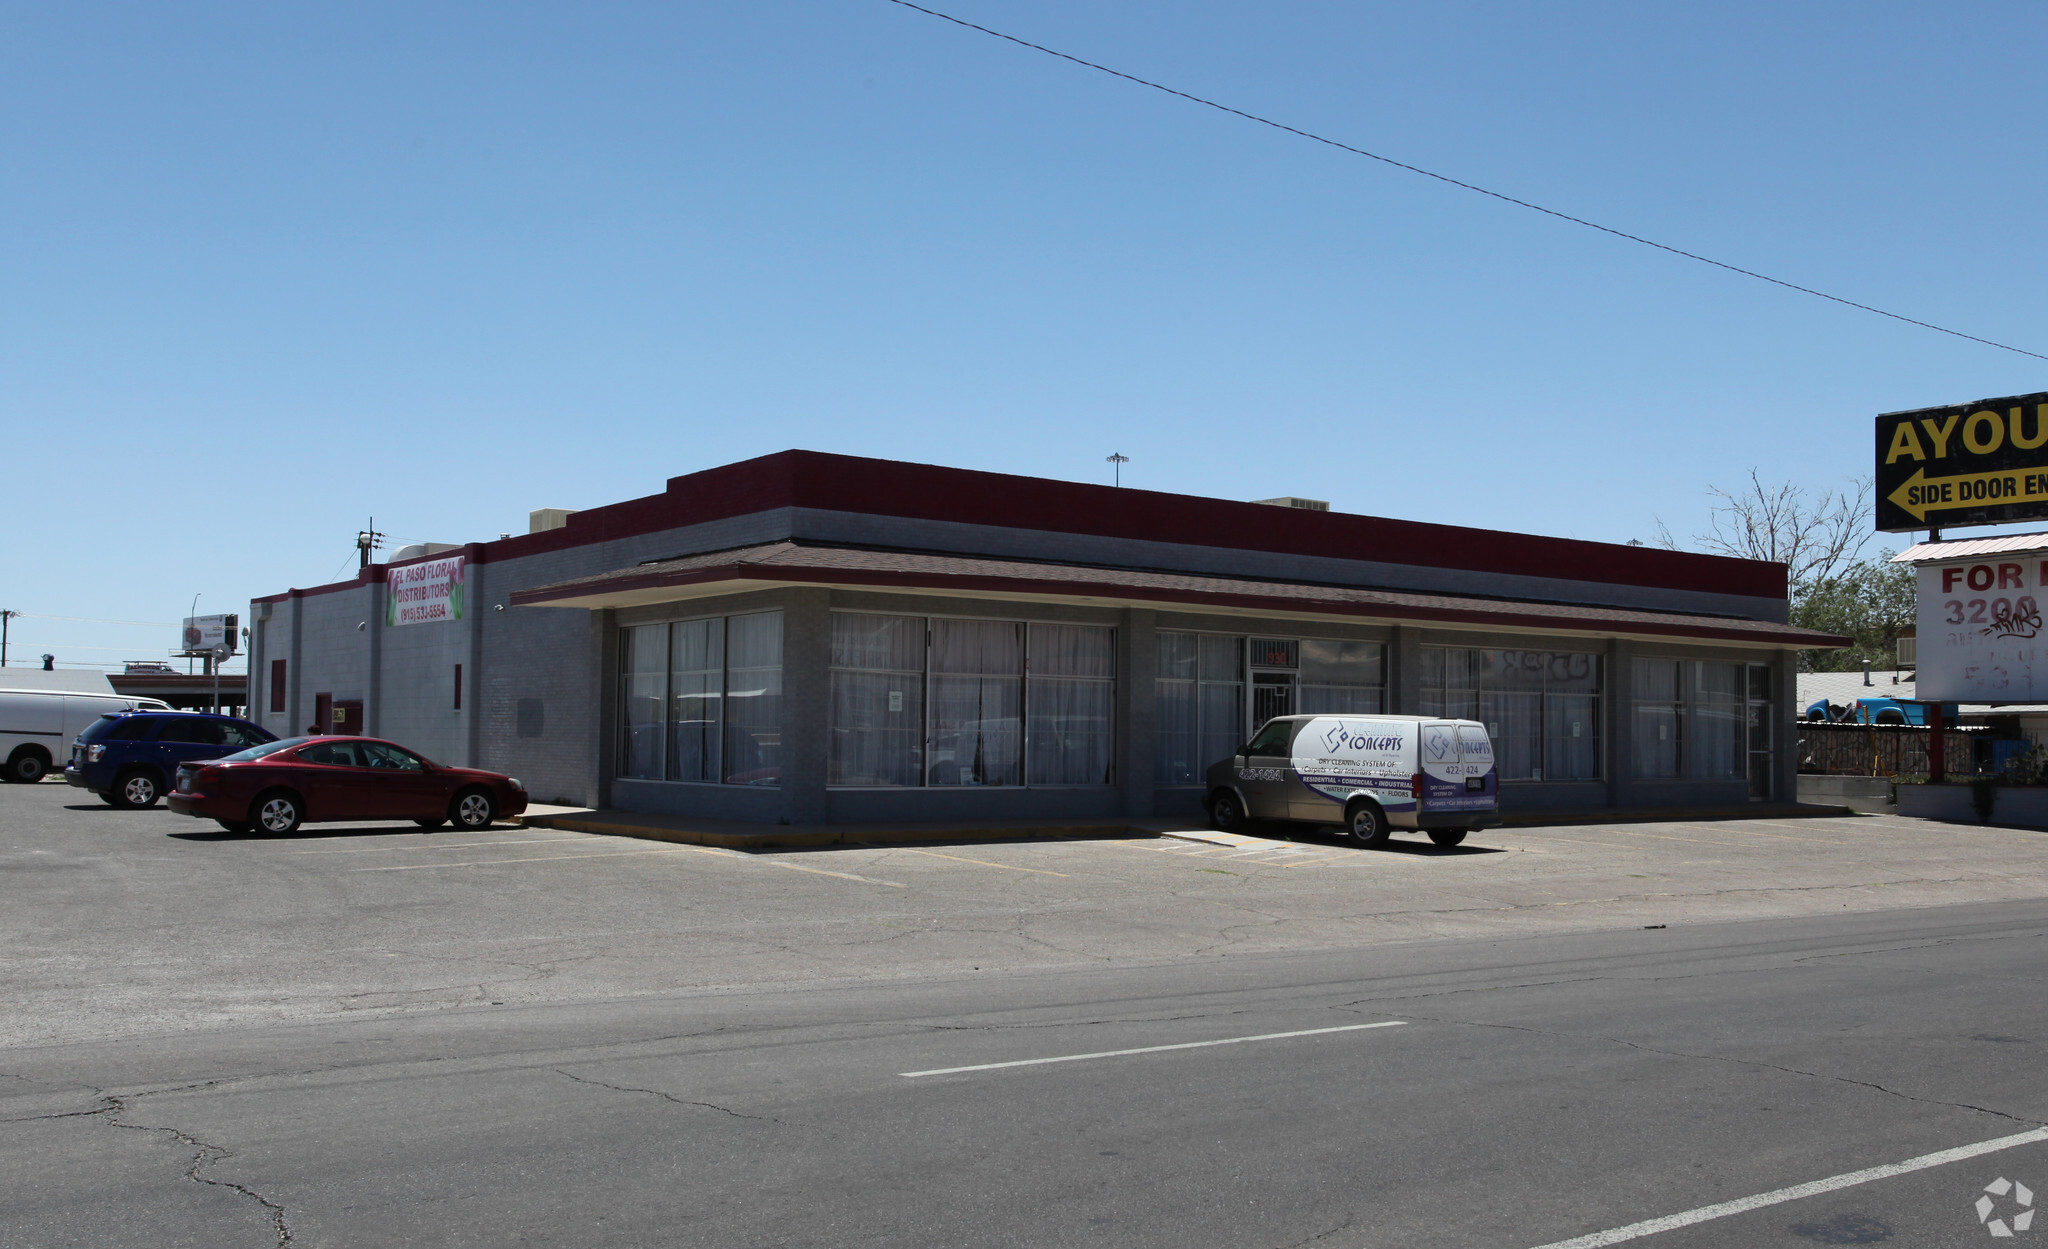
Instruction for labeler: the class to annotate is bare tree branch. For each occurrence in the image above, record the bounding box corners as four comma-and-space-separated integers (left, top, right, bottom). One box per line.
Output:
1681, 472, 1872, 584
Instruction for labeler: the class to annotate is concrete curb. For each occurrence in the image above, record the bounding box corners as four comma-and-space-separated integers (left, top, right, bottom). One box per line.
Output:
1500, 803, 1858, 827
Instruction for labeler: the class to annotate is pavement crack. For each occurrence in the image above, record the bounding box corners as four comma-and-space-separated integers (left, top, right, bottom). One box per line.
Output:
1419, 1014, 2043, 1127
82, 1089, 294, 1246
1270, 1213, 1356, 1249
555, 1068, 796, 1126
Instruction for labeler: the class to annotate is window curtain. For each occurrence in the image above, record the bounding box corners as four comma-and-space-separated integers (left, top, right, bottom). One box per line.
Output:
620, 623, 666, 780
723, 612, 783, 787
1154, 633, 1199, 784
1197, 635, 1245, 777
829, 613, 924, 786
1689, 661, 1743, 780
1426, 646, 1601, 781
928, 619, 1022, 786
668, 617, 722, 783
1631, 658, 1683, 778
1027, 623, 1114, 785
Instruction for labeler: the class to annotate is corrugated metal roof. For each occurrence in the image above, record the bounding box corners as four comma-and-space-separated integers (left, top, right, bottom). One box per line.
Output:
1892, 532, 2048, 563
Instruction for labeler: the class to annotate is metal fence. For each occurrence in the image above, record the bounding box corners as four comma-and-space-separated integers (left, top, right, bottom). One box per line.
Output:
1796, 722, 1987, 777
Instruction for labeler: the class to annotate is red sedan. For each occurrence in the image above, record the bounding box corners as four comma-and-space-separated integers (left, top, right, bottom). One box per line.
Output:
166, 736, 529, 835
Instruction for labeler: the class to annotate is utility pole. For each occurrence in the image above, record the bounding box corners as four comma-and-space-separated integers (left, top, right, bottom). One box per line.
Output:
357, 518, 385, 571
0, 609, 15, 667
1106, 452, 1129, 488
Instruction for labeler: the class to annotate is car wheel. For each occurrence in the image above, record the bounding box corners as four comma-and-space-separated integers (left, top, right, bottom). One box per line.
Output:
1427, 828, 1469, 848
413, 818, 445, 830
252, 791, 303, 836
216, 819, 253, 834
1346, 799, 1390, 847
450, 789, 496, 831
4, 749, 48, 784
1876, 710, 1907, 725
111, 769, 161, 809
1208, 790, 1247, 833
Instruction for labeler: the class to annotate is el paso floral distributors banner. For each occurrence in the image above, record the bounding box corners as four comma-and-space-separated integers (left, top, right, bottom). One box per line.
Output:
387, 556, 465, 626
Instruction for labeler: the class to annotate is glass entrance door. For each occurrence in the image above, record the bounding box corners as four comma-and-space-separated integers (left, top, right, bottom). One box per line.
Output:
1252, 672, 1295, 728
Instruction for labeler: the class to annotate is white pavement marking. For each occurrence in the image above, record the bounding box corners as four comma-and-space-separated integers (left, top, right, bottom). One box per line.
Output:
899, 1021, 1406, 1078
353, 848, 696, 870
880, 847, 1068, 876
1525, 1127, 2048, 1248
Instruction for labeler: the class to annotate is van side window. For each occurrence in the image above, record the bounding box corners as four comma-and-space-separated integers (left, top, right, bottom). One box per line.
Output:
1246, 721, 1293, 756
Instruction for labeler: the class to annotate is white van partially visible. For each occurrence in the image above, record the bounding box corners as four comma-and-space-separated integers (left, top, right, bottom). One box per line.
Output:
0, 688, 172, 783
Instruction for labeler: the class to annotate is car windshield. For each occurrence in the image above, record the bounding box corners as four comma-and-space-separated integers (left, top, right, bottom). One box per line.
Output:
219, 737, 306, 762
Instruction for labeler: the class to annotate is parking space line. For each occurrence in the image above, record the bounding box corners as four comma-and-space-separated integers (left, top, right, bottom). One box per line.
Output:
292, 836, 594, 855
900, 1020, 1407, 1078
353, 848, 699, 870
879, 847, 1068, 876
1525, 1126, 2048, 1248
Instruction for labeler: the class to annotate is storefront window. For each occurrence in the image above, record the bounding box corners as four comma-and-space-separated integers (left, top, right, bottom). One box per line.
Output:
1026, 624, 1115, 785
616, 611, 780, 787
1631, 658, 1683, 779
1424, 648, 1602, 781
669, 618, 722, 783
1298, 639, 1385, 715
620, 623, 667, 780
723, 613, 782, 786
1155, 634, 1244, 784
829, 613, 925, 786
929, 619, 1023, 786
1632, 658, 1748, 781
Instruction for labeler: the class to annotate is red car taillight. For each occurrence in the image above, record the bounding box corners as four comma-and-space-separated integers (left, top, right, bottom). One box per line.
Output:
1410, 772, 1424, 799
195, 766, 224, 786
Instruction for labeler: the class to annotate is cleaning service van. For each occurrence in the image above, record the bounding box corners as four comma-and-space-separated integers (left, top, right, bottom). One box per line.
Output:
1203, 713, 1499, 848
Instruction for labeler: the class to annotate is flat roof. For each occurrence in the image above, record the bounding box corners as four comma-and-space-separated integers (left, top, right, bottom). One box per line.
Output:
260, 450, 1788, 605
513, 540, 1845, 649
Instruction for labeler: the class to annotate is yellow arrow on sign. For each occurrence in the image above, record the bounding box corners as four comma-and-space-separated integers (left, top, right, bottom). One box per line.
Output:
1887, 466, 2048, 522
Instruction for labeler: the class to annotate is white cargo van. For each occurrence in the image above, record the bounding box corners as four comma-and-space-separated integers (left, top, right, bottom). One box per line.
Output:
0, 688, 171, 783
1203, 714, 1499, 847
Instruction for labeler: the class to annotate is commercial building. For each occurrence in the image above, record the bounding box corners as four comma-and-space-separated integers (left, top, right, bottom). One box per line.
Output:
248, 451, 1842, 822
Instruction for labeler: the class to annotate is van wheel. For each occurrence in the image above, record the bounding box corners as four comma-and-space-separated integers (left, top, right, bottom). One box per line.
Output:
1427, 828, 1469, 848
110, 769, 161, 809
1208, 791, 1248, 833
1346, 800, 1390, 847
4, 748, 48, 784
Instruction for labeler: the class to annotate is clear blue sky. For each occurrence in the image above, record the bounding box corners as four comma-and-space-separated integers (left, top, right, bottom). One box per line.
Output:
6, 1, 2045, 671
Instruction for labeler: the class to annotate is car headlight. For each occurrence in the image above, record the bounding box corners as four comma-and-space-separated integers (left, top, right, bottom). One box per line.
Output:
506, 777, 524, 790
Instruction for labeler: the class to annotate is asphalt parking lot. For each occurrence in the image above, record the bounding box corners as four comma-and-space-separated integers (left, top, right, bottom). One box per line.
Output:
8, 777, 2048, 1049
12, 780, 2048, 1247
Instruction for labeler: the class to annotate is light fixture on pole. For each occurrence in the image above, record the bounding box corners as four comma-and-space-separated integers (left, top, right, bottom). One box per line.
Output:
1106, 452, 1129, 488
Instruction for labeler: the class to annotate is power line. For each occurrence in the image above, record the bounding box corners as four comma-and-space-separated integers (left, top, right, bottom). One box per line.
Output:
19, 613, 178, 627
883, 0, 2048, 363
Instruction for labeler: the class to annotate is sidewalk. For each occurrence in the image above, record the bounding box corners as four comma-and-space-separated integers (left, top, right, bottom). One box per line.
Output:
514, 801, 1859, 851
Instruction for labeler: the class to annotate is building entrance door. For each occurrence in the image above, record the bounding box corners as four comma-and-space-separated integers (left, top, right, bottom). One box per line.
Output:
1252, 672, 1295, 729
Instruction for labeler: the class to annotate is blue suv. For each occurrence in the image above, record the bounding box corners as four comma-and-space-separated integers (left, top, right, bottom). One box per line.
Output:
66, 712, 278, 809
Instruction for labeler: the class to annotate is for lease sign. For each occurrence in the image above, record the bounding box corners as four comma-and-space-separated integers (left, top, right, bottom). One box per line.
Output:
387, 556, 465, 626
1916, 556, 2048, 702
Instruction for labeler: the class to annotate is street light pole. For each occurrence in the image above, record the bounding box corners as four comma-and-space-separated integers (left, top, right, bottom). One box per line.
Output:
1106, 452, 1129, 488
0, 609, 15, 668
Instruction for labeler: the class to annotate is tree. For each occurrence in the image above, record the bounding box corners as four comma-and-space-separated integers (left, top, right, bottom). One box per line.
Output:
1791, 558, 1915, 672
1660, 472, 1906, 671
1659, 471, 1872, 584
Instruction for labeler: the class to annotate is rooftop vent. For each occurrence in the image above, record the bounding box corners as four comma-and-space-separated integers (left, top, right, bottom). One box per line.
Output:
529, 508, 579, 534
1252, 496, 1330, 512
